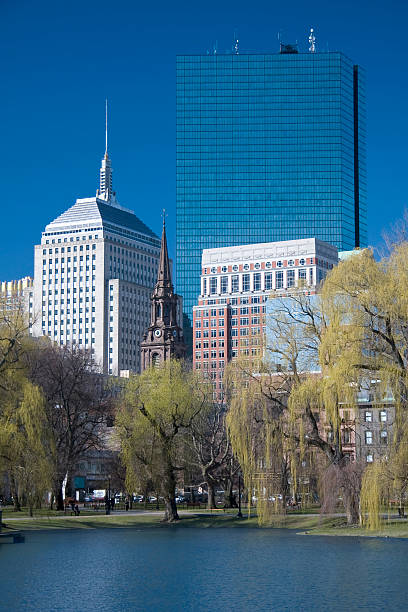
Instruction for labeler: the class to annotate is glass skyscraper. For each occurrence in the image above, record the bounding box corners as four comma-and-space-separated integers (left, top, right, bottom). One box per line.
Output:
176, 50, 366, 321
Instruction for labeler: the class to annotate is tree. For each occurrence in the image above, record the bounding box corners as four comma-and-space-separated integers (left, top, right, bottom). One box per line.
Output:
0, 295, 29, 389
227, 281, 367, 524
117, 360, 209, 522
27, 344, 113, 510
226, 355, 296, 523
190, 404, 231, 509
5, 380, 54, 516
0, 300, 52, 512
228, 243, 408, 526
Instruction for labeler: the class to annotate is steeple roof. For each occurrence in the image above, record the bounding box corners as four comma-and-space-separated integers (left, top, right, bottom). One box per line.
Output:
154, 220, 173, 295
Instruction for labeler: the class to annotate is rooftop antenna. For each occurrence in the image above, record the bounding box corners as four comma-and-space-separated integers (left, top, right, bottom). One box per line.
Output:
105, 98, 108, 156
309, 28, 316, 53
162, 208, 167, 228
233, 31, 239, 54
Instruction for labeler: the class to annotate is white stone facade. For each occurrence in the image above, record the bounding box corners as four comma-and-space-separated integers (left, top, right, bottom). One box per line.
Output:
32, 152, 160, 375
200, 238, 338, 297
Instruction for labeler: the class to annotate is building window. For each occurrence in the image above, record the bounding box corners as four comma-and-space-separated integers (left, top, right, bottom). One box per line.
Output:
380, 410, 387, 422
380, 431, 388, 444
287, 269, 295, 288
220, 276, 228, 294
209, 277, 217, 295
365, 431, 373, 445
253, 273, 261, 291
265, 272, 273, 290
364, 411, 372, 422
366, 454, 373, 463
242, 274, 250, 292
276, 271, 284, 289
342, 429, 351, 444
231, 275, 239, 293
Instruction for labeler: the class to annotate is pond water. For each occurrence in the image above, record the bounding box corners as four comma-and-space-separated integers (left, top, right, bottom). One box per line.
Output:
0, 528, 407, 611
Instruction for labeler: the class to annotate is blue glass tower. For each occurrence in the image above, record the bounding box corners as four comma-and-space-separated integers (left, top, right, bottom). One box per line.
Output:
176, 50, 366, 322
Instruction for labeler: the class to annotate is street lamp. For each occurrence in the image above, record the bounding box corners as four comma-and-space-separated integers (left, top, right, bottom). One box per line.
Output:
237, 473, 243, 518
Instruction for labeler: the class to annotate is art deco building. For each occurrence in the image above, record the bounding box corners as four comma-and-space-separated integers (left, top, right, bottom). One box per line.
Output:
32, 144, 160, 375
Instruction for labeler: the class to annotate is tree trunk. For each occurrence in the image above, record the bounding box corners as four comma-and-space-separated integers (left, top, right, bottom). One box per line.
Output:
163, 497, 179, 522
225, 478, 237, 508
207, 481, 216, 509
343, 489, 360, 525
10, 476, 21, 512
55, 480, 64, 511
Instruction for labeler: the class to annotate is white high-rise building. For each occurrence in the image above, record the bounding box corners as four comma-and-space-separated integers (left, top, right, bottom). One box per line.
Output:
32, 139, 160, 375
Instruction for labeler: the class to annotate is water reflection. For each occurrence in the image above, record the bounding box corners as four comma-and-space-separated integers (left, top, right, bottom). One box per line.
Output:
0, 528, 406, 611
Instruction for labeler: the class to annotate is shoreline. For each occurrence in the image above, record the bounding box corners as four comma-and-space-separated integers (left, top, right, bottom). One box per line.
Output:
2, 512, 408, 539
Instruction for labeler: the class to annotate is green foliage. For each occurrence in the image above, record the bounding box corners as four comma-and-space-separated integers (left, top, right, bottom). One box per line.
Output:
0, 306, 54, 510
116, 360, 210, 519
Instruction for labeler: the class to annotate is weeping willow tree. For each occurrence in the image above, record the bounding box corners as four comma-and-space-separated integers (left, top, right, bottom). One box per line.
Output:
227, 255, 378, 525
225, 328, 299, 525
3, 379, 54, 516
228, 242, 408, 527
324, 243, 408, 528
0, 300, 54, 512
116, 360, 211, 522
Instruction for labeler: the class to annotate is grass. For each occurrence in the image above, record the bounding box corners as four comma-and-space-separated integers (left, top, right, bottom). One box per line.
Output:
0, 511, 347, 534
308, 518, 408, 539
2, 508, 408, 538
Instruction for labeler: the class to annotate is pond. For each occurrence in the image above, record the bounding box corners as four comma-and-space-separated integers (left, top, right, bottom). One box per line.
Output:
0, 528, 407, 611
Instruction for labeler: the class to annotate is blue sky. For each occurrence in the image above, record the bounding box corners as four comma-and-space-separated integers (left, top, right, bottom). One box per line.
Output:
1, 0, 407, 281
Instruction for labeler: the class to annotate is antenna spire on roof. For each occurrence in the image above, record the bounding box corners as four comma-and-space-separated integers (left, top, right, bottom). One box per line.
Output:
105, 98, 108, 156
98, 100, 113, 202
309, 28, 316, 53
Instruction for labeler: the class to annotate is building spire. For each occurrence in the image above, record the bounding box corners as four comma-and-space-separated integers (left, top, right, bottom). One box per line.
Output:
98, 99, 113, 202
105, 98, 108, 157
154, 211, 173, 295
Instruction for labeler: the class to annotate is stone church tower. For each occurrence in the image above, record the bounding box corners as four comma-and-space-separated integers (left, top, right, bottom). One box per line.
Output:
140, 219, 186, 370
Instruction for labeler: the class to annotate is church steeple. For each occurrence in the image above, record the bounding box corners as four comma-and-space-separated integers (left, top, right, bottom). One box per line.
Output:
98, 100, 113, 202
140, 214, 186, 371
154, 213, 173, 296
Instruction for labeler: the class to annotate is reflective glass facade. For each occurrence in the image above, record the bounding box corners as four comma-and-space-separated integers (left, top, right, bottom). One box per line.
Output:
176, 52, 367, 321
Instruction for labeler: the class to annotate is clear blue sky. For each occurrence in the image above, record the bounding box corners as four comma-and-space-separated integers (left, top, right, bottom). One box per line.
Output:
1, 0, 407, 281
